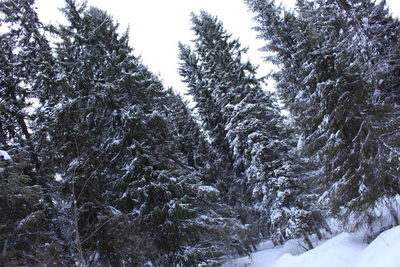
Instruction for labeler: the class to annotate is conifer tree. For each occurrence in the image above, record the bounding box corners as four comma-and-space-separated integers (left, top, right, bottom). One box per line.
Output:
36, 1, 251, 265
245, 0, 400, 231
267, 128, 327, 248
179, 11, 293, 242
0, 149, 69, 266
0, 0, 55, 169
163, 90, 211, 172
0, 1, 67, 264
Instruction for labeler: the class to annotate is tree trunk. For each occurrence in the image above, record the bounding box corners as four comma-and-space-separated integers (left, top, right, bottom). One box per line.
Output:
303, 234, 314, 250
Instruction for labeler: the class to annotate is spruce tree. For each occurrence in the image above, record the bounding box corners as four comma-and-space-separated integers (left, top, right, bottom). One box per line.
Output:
0, 0, 55, 169
179, 11, 295, 243
0, 1, 67, 264
246, 0, 400, 231
163, 89, 221, 185
0, 149, 70, 266
36, 1, 251, 265
267, 127, 327, 248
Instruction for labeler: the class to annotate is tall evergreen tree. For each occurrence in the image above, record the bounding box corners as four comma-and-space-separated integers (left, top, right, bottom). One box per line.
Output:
0, 1, 67, 265
163, 89, 223, 186
36, 1, 251, 265
245, 0, 400, 231
267, 127, 327, 248
0, 149, 70, 266
0, 0, 55, 169
178, 11, 304, 243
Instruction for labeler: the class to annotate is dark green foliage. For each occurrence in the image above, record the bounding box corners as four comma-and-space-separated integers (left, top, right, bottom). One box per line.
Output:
3, 0, 398, 264
34, 1, 252, 265
0, 1, 66, 265
179, 11, 294, 245
34, 1, 166, 263
267, 133, 327, 248
163, 90, 212, 172
0, 0, 55, 146
246, 0, 400, 232
0, 149, 69, 266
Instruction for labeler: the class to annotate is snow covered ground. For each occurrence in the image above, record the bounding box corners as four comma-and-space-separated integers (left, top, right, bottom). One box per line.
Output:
224, 226, 400, 267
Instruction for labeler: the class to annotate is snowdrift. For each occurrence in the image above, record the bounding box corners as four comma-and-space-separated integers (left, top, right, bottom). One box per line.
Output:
356, 226, 400, 267
227, 225, 400, 267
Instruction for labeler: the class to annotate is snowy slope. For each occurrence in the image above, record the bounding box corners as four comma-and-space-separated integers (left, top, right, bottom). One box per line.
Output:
356, 226, 400, 267
226, 226, 400, 267
223, 240, 304, 267
274, 233, 366, 267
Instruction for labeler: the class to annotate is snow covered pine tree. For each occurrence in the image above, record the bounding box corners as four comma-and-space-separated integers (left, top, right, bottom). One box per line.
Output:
178, 11, 323, 247
36, 1, 251, 265
0, 0, 66, 265
246, 0, 400, 232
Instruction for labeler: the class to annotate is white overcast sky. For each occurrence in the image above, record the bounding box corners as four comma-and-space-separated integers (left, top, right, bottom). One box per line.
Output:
35, 0, 400, 95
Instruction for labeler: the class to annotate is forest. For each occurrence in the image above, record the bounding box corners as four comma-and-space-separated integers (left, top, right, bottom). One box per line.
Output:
0, 0, 399, 266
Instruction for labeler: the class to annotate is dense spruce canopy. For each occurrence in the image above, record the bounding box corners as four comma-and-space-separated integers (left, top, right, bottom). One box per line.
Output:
34, 1, 252, 265
178, 11, 324, 247
0, 0, 55, 147
1, 0, 399, 265
246, 0, 400, 231
0, 1, 67, 265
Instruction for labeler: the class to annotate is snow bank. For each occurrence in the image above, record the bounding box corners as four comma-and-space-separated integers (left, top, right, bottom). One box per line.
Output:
227, 226, 400, 267
223, 240, 302, 267
0, 150, 12, 161
274, 233, 366, 267
356, 225, 400, 267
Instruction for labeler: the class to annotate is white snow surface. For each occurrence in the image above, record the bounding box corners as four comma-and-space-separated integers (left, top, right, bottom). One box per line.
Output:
223, 240, 304, 267
356, 226, 400, 267
0, 150, 12, 161
225, 226, 400, 267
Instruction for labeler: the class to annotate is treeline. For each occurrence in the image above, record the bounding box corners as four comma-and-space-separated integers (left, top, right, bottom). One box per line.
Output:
0, 0, 399, 266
